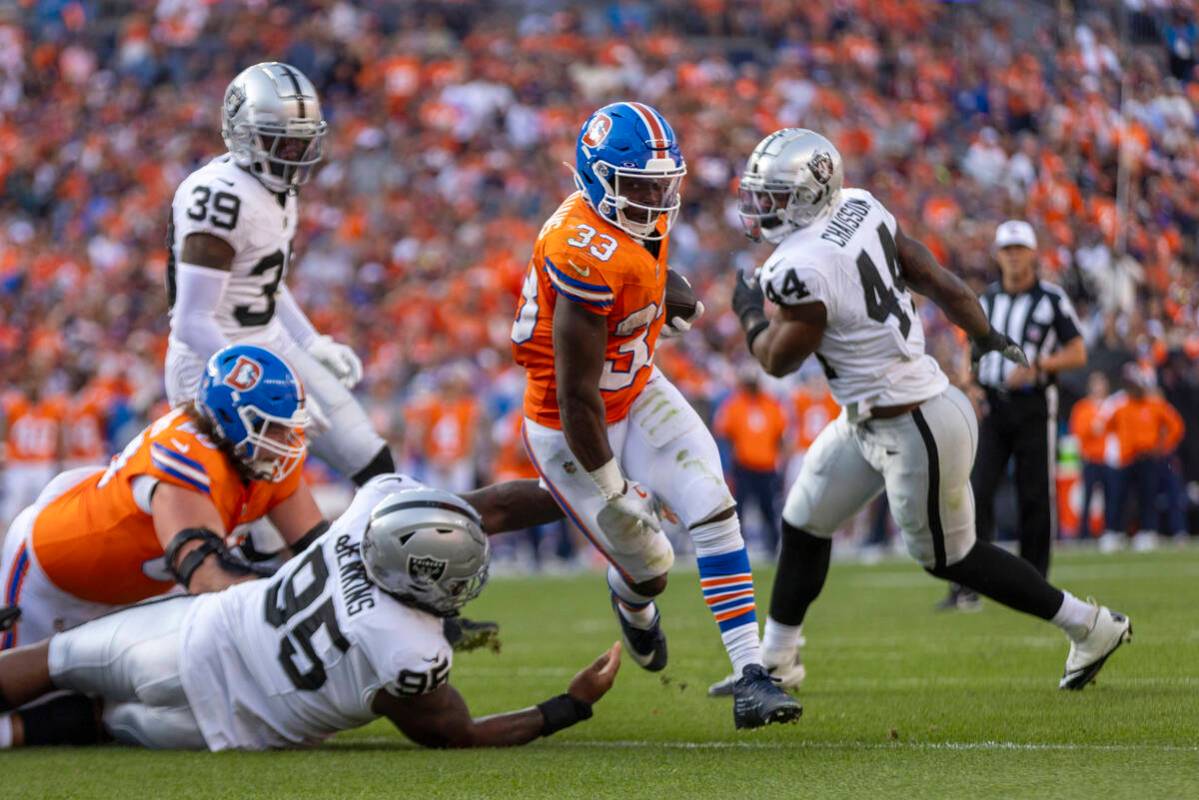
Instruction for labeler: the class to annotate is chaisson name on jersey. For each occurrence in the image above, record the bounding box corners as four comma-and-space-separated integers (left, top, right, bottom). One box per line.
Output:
334, 534, 375, 617
820, 197, 871, 247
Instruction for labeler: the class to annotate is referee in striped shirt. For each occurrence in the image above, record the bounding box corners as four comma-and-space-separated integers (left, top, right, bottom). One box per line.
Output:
942, 221, 1087, 610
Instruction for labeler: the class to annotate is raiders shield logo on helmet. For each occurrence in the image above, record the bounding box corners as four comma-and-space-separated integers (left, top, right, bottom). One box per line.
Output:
407, 554, 448, 582
808, 152, 834, 185
224, 83, 247, 120
582, 113, 613, 149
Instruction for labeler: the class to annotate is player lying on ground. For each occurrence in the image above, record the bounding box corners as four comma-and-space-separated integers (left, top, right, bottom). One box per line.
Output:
0, 475, 620, 750
709, 128, 1130, 697
510, 101, 799, 729
165, 61, 394, 486
0, 343, 561, 654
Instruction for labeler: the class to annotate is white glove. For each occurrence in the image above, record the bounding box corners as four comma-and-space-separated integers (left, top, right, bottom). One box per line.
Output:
659, 300, 705, 339
589, 460, 661, 554
308, 335, 364, 389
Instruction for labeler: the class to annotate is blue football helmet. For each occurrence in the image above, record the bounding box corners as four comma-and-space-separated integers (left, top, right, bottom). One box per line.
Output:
196, 344, 309, 483
573, 101, 686, 241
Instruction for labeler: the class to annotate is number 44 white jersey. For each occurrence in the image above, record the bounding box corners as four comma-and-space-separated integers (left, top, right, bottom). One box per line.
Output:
168, 154, 296, 339
758, 188, 948, 411
178, 474, 453, 751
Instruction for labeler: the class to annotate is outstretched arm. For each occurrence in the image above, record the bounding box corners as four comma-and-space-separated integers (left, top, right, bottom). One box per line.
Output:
460, 479, 565, 534
895, 228, 1027, 365
373, 642, 620, 748
895, 229, 990, 338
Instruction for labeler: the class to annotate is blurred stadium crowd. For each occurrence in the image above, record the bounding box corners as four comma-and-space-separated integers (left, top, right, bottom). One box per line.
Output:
2, 0, 1198, 559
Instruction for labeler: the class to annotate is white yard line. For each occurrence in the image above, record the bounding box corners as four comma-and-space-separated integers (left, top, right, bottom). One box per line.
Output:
337, 737, 1198, 753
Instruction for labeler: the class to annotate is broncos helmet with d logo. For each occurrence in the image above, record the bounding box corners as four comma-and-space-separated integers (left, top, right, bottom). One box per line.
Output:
196, 344, 309, 483
573, 102, 686, 241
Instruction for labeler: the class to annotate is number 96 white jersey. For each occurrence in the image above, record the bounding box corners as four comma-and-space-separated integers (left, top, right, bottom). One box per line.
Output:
168, 155, 296, 338
177, 474, 453, 751
757, 188, 948, 410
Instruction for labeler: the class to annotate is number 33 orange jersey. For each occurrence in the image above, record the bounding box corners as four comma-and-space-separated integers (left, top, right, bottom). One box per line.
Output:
511, 192, 668, 428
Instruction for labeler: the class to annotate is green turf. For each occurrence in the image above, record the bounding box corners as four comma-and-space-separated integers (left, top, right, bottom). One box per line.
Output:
9, 547, 1199, 799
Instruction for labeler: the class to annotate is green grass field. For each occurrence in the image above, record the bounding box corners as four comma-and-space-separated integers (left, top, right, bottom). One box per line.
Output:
9, 547, 1199, 799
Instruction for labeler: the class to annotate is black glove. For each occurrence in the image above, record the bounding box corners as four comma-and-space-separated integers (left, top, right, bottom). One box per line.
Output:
732, 270, 770, 351
732, 269, 766, 330
970, 327, 1029, 368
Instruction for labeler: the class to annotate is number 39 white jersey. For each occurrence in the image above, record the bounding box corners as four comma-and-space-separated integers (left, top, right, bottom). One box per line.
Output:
178, 474, 453, 751
758, 188, 948, 410
168, 154, 296, 339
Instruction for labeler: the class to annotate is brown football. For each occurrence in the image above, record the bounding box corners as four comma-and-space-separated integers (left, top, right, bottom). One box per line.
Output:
664, 269, 698, 321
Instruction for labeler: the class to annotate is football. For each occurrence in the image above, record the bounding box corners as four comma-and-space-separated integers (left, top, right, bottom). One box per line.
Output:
664, 269, 698, 322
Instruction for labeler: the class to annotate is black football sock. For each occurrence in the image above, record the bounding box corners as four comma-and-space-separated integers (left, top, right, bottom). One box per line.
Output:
926, 541, 1063, 621
769, 522, 832, 627
17, 694, 104, 746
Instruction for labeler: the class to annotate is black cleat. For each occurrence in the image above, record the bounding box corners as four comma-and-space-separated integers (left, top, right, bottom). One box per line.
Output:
443, 615, 501, 653
0, 605, 19, 632
733, 664, 803, 729
610, 594, 667, 672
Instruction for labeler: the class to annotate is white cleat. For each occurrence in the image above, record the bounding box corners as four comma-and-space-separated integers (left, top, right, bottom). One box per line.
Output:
708, 653, 806, 697
1059, 602, 1132, 690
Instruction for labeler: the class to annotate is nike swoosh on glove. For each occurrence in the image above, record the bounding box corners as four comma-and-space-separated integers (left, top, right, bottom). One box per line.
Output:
596, 480, 662, 554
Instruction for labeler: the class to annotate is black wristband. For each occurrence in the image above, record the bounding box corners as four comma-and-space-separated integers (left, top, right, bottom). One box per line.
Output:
290, 520, 331, 554
745, 318, 770, 353
537, 693, 593, 736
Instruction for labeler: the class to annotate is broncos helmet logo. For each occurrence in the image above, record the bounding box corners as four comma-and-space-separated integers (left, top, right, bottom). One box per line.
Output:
581, 113, 613, 149
224, 356, 264, 391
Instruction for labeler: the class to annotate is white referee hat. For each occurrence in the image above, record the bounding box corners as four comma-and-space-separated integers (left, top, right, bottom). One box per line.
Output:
994, 220, 1037, 250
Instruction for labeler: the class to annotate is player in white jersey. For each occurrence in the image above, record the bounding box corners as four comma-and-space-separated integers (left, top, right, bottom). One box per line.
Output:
164, 62, 393, 485
708, 129, 1131, 697
0, 475, 620, 750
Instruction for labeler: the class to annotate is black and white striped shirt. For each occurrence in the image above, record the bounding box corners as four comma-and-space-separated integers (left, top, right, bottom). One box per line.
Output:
977, 280, 1082, 391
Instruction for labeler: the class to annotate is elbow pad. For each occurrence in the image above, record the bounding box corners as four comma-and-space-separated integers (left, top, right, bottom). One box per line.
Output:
164, 527, 258, 589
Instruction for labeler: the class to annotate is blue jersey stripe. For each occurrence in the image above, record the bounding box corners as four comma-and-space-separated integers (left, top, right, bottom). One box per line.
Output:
544, 257, 613, 295
151, 441, 207, 473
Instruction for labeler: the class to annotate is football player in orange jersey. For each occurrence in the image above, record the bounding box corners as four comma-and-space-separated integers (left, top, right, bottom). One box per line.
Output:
0, 378, 64, 528
0, 345, 326, 650
511, 103, 800, 729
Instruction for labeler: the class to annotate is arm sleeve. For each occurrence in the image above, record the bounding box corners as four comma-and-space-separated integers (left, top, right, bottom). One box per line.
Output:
275, 286, 320, 349
541, 250, 618, 317
172, 262, 231, 360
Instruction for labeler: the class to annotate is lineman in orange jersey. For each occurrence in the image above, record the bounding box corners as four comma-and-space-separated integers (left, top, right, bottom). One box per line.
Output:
0, 345, 326, 649
511, 102, 800, 729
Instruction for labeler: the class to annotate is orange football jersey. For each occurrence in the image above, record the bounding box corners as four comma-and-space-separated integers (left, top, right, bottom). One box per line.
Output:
2, 392, 63, 463
64, 386, 109, 463
511, 192, 668, 427
31, 408, 304, 605
792, 387, 840, 451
